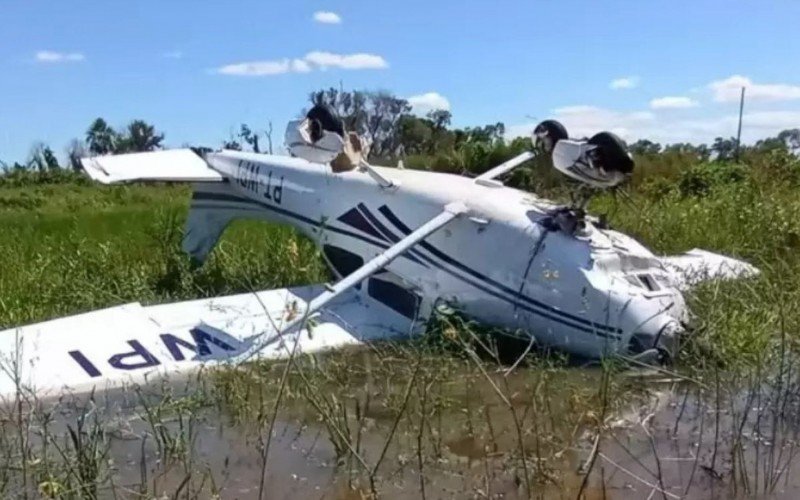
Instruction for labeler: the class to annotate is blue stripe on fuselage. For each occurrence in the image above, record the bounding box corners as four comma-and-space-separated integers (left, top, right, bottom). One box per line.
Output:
191, 192, 620, 339
376, 205, 622, 337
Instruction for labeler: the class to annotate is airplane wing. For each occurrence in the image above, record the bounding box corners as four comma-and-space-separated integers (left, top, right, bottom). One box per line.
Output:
0, 202, 468, 399
0, 285, 414, 400
81, 149, 223, 184
661, 248, 760, 290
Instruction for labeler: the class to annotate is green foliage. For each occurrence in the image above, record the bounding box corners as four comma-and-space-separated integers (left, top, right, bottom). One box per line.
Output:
0, 185, 326, 328
309, 88, 411, 159
0, 166, 88, 188
85, 116, 164, 155
677, 162, 748, 197
121, 119, 164, 152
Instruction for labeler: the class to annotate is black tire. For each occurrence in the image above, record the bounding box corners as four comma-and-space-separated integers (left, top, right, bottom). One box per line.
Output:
306, 104, 345, 139
533, 120, 569, 153
588, 131, 634, 174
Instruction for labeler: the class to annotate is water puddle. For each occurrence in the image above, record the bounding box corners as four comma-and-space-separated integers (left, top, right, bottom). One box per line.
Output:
3, 346, 800, 498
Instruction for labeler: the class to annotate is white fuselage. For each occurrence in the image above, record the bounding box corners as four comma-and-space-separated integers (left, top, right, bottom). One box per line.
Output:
187, 150, 686, 359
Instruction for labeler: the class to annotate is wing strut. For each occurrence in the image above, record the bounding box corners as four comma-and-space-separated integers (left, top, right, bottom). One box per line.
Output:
234, 202, 469, 363
474, 151, 535, 183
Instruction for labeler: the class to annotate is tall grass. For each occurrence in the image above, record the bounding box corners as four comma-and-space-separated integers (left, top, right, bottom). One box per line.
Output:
3, 149, 800, 497
0, 184, 325, 328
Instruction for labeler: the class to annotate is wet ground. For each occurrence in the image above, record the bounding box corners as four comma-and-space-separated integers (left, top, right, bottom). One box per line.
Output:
4, 346, 800, 499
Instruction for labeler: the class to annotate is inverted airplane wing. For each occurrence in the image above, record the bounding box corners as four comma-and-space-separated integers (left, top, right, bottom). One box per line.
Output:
0, 286, 413, 400
81, 149, 223, 184
0, 202, 468, 399
661, 248, 760, 290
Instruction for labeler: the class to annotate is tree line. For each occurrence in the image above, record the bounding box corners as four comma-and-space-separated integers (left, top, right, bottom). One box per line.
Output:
2, 87, 799, 181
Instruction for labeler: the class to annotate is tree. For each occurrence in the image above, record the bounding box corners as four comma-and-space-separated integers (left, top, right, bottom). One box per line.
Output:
427, 110, 452, 130
662, 142, 711, 161
238, 124, 260, 153
121, 120, 164, 153
754, 136, 787, 152
27, 143, 59, 171
778, 129, 800, 152
397, 115, 434, 155
307, 88, 411, 159
629, 139, 662, 156
711, 136, 737, 161
86, 118, 118, 155
365, 92, 412, 158
222, 139, 242, 151
455, 123, 505, 147
66, 139, 87, 172
309, 88, 368, 132
265, 121, 274, 154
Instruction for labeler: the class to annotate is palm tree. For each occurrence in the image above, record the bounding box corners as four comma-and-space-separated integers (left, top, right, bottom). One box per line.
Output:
86, 118, 117, 155
123, 120, 164, 152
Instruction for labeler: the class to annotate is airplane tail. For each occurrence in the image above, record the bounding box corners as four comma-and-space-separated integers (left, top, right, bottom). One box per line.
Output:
182, 182, 273, 263
81, 149, 223, 184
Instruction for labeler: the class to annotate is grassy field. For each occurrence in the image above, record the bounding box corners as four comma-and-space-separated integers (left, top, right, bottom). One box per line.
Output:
0, 184, 326, 328
3, 158, 800, 498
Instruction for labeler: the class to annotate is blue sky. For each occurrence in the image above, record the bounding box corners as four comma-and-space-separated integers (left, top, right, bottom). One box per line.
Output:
2, 0, 800, 163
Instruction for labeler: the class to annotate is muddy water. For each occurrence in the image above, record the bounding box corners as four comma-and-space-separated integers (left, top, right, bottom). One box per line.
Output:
6, 349, 800, 499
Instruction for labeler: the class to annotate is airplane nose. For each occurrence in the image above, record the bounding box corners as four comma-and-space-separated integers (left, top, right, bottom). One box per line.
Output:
628, 320, 684, 364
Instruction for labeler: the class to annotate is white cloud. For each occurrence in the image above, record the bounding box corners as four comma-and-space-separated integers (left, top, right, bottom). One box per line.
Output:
407, 92, 451, 114
217, 59, 292, 76
546, 105, 655, 140
609, 76, 639, 90
303, 51, 387, 70
709, 75, 800, 103
163, 50, 183, 59
217, 51, 387, 76
313, 11, 342, 24
649, 96, 699, 109
35, 51, 85, 63
507, 105, 800, 145
291, 58, 311, 73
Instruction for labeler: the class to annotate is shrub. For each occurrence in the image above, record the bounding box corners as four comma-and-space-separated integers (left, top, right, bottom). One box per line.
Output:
677, 162, 748, 197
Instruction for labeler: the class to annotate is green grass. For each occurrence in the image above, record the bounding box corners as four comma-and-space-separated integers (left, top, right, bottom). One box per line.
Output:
3, 159, 800, 498
0, 184, 326, 328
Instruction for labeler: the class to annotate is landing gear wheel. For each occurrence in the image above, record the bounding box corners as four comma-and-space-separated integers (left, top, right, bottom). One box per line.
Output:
306, 104, 345, 142
533, 120, 569, 154
587, 132, 634, 175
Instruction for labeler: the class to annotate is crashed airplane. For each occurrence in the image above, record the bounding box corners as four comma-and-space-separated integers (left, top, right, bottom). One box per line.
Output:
0, 108, 758, 397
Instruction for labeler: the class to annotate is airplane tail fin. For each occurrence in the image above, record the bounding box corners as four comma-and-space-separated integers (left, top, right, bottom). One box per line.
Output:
81, 149, 223, 184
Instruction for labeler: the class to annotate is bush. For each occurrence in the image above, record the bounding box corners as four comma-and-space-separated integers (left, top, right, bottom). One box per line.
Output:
0, 168, 88, 188
677, 162, 748, 197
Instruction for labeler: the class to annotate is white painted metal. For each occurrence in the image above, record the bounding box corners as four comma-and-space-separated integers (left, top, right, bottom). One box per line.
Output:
285, 119, 344, 164
0, 287, 412, 399
81, 149, 223, 184
475, 151, 535, 181
234, 201, 467, 362
552, 140, 628, 188
661, 248, 760, 290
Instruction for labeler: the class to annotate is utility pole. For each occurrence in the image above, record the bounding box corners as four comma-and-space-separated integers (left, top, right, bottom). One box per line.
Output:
735, 86, 746, 162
